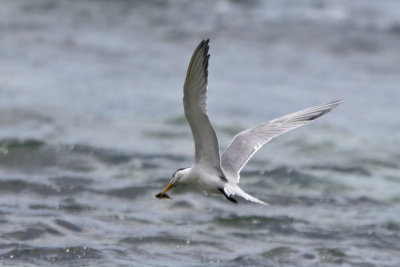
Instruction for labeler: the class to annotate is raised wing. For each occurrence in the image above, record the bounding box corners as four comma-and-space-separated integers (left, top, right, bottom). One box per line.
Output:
221, 100, 343, 182
183, 39, 222, 172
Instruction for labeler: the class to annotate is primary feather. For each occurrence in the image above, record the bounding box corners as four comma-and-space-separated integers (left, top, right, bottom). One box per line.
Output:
183, 39, 223, 173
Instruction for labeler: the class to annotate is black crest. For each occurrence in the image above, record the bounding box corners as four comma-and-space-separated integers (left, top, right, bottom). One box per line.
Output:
172, 168, 185, 177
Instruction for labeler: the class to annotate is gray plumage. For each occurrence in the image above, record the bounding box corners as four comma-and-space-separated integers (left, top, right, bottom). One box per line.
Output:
221, 100, 342, 183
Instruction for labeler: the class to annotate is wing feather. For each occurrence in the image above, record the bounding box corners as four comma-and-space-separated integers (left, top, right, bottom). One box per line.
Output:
183, 39, 222, 173
221, 100, 343, 182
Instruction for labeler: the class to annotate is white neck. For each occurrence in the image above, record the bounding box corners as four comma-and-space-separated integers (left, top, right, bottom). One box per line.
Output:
178, 167, 192, 184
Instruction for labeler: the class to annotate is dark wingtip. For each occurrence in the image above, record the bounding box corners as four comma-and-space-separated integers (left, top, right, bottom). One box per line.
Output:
202, 39, 210, 53
218, 188, 238, 204
203, 39, 210, 53
229, 197, 238, 204
202, 39, 210, 79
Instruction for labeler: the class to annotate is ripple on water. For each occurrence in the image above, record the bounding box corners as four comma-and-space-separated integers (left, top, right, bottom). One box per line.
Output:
0, 139, 44, 152
120, 234, 219, 248
104, 185, 153, 200
317, 248, 347, 264
242, 166, 350, 194
214, 215, 308, 234
307, 164, 371, 176
3, 223, 62, 241
54, 219, 82, 233
0, 179, 88, 196
57, 198, 95, 213
231, 246, 304, 267
0, 245, 102, 265
262, 246, 298, 259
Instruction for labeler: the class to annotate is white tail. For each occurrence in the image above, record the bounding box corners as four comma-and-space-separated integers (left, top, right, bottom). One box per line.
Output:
227, 184, 269, 206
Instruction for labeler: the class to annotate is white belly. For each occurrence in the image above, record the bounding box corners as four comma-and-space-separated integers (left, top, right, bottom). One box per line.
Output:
185, 167, 225, 194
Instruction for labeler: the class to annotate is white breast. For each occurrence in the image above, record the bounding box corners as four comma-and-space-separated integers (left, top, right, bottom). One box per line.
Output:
185, 166, 225, 194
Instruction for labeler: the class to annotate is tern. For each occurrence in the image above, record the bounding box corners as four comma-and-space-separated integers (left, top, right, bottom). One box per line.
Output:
156, 39, 342, 205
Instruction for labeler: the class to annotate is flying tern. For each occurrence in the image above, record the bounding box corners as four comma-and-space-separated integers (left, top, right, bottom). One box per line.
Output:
156, 39, 342, 205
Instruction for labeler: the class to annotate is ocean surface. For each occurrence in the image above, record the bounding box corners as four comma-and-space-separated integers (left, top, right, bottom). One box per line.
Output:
1, 0, 400, 266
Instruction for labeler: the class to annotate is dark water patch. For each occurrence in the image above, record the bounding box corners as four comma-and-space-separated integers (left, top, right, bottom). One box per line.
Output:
230, 255, 264, 266
29, 204, 56, 210
0, 140, 166, 174
58, 198, 95, 213
104, 185, 152, 200
0, 179, 33, 193
299, 228, 342, 241
214, 215, 307, 231
247, 247, 306, 266
317, 248, 347, 264
2, 223, 62, 241
120, 235, 219, 248
349, 228, 400, 251
69, 144, 133, 165
108, 215, 153, 225
269, 194, 384, 209
243, 166, 350, 194
21, 0, 60, 13
0, 139, 45, 151
120, 231, 228, 260
0, 21, 45, 33
356, 157, 399, 170
71, 144, 188, 165
54, 219, 82, 232
384, 175, 400, 183
144, 130, 188, 139
49, 176, 94, 187
302, 253, 316, 260
246, 166, 327, 186
265, 193, 339, 207
0, 245, 102, 264
166, 115, 187, 126
134, 153, 187, 162
71, 147, 160, 170
261, 246, 298, 259
0, 142, 96, 173
388, 23, 400, 35
171, 200, 194, 209
345, 196, 384, 206
285, 138, 337, 155
0, 179, 87, 196
342, 262, 376, 267
381, 221, 400, 231
307, 165, 371, 176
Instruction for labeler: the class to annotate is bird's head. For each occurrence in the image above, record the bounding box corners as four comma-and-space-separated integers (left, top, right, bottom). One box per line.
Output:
155, 168, 189, 199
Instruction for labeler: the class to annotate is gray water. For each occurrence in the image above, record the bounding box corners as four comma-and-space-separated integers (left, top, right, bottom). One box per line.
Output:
1, 0, 400, 266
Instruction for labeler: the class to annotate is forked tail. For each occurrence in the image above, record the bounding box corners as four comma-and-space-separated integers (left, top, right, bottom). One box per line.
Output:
225, 184, 269, 206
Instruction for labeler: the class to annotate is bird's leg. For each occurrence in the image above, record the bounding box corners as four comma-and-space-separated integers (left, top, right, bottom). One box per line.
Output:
218, 188, 237, 204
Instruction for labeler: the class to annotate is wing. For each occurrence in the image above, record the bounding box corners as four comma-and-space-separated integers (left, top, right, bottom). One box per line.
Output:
221, 100, 343, 183
183, 39, 222, 172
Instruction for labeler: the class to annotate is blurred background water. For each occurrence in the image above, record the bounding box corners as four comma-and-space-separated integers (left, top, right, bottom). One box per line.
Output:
1, 0, 400, 266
